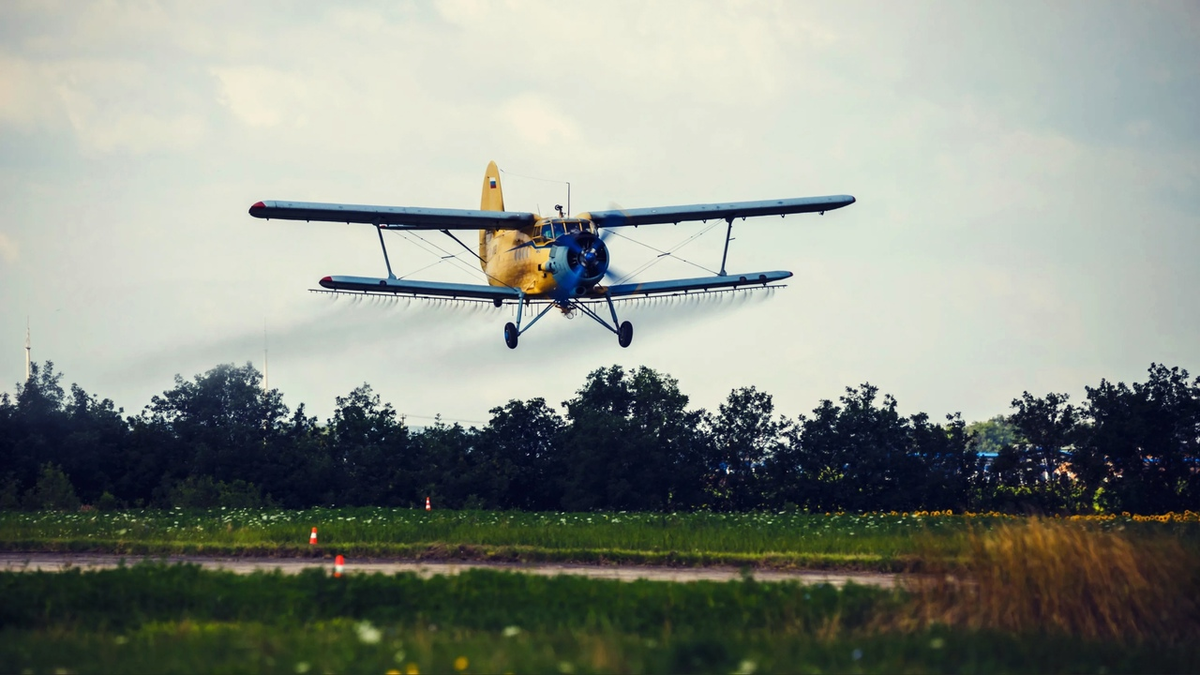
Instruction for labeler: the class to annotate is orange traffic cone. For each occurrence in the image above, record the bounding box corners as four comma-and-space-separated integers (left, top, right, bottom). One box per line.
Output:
309, 527, 318, 545
425, 497, 431, 511
334, 554, 345, 578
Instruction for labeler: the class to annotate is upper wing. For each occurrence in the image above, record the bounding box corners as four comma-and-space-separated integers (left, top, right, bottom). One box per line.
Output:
585, 195, 855, 228
318, 275, 521, 301
249, 201, 536, 230
604, 271, 792, 298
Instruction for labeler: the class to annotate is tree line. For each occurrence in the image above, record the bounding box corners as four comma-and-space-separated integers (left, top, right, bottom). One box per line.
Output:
1, 360, 1197, 514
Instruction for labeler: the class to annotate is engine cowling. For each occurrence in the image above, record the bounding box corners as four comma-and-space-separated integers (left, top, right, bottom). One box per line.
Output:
545, 232, 609, 298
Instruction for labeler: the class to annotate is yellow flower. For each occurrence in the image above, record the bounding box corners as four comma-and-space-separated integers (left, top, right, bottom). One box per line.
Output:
454, 657, 469, 671
405, 664, 419, 675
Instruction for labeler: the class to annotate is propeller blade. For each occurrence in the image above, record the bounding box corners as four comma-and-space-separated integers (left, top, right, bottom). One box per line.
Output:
598, 202, 630, 240
604, 264, 631, 284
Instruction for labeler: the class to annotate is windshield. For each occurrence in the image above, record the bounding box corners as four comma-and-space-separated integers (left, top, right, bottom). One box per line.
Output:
540, 219, 595, 241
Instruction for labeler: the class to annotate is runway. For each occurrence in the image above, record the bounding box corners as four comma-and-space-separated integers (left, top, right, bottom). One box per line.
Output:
0, 553, 897, 587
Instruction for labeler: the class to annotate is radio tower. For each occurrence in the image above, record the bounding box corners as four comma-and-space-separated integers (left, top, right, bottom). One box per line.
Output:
24, 317, 31, 382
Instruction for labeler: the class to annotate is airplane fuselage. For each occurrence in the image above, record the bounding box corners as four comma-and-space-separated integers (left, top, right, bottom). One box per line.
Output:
476, 162, 609, 301
480, 218, 604, 299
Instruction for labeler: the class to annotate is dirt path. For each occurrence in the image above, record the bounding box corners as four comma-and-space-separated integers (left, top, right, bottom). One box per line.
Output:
0, 552, 897, 587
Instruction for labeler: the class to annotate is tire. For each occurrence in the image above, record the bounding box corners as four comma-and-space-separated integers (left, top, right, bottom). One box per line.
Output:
504, 322, 519, 349
618, 321, 633, 348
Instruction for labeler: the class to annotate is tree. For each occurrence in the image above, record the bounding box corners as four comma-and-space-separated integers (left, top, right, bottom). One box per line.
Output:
909, 412, 977, 511
1007, 391, 1078, 511
473, 398, 567, 510
410, 421, 478, 509
708, 387, 784, 510
561, 366, 708, 511
144, 363, 290, 494
1, 362, 70, 495
775, 384, 924, 512
328, 383, 410, 506
1080, 364, 1200, 513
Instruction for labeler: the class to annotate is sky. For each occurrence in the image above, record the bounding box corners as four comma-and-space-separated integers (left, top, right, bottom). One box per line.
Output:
1, 0, 1197, 427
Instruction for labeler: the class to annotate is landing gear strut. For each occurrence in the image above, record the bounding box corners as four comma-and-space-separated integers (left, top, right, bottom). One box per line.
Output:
498, 293, 634, 349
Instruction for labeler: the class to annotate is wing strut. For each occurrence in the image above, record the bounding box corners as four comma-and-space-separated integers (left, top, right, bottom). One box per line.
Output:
375, 223, 397, 280
719, 217, 735, 276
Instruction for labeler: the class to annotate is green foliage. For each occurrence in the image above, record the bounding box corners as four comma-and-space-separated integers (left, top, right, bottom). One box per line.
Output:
0, 476, 19, 510
0, 564, 886, 633
560, 366, 710, 511
168, 476, 271, 509
96, 491, 120, 512
1, 360, 1197, 515
23, 462, 80, 511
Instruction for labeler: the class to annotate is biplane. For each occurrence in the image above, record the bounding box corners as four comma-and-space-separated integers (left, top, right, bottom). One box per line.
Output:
249, 162, 854, 348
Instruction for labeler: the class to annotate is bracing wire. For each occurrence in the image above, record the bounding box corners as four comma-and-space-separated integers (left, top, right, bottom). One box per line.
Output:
606, 220, 721, 284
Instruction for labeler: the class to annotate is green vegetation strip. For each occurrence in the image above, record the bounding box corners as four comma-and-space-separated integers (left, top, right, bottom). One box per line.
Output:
4, 509, 1198, 571
1, 565, 1195, 674
0, 540, 893, 570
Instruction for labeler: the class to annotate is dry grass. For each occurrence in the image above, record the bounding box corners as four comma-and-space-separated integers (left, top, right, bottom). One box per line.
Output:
902, 518, 1199, 643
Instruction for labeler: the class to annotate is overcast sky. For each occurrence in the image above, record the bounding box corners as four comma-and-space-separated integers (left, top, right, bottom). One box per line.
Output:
1, 1, 1197, 426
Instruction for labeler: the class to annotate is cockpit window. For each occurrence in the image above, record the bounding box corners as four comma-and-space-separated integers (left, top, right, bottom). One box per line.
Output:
540, 219, 595, 241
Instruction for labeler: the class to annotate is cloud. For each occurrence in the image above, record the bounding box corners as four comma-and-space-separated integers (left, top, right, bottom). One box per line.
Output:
0, 233, 17, 263
0, 52, 211, 155
0, 55, 61, 129
211, 65, 311, 129
499, 93, 578, 146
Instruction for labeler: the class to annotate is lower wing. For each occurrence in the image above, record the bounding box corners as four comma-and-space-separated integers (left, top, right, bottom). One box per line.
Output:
317, 276, 521, 301
604, 271, 791, 298
313, 271, 790, 303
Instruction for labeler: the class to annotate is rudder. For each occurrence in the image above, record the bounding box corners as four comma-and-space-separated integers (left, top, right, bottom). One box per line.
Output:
478, 161, 504, 269
480, 161, 504, 211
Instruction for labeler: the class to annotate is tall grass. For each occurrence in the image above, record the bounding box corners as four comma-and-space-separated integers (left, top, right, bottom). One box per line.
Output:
904, 518, 1200, 643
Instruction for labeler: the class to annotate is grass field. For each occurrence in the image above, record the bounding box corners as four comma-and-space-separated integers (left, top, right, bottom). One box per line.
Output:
4, 512, 1197, 672
1, 557, 1196, 674
3, 508, 1198, 570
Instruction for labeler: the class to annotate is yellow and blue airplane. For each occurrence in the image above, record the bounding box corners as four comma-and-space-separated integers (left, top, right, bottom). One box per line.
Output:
249, 162, 854, 348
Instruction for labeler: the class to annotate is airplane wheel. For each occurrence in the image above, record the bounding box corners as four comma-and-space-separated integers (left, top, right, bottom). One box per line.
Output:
493, 298, 503, 308
618, 321, 633, 348
504, 322, 519, 349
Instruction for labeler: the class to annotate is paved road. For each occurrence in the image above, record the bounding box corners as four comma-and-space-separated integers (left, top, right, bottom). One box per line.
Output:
0, 553, 897, 587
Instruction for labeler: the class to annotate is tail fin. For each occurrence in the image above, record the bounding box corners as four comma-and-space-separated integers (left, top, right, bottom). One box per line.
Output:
480, 161, 504, 211
479, 161, 504, 269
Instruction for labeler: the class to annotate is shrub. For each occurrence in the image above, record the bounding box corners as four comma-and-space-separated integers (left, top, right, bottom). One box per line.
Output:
169, 475, 270, 508
23, 463, 80, 511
